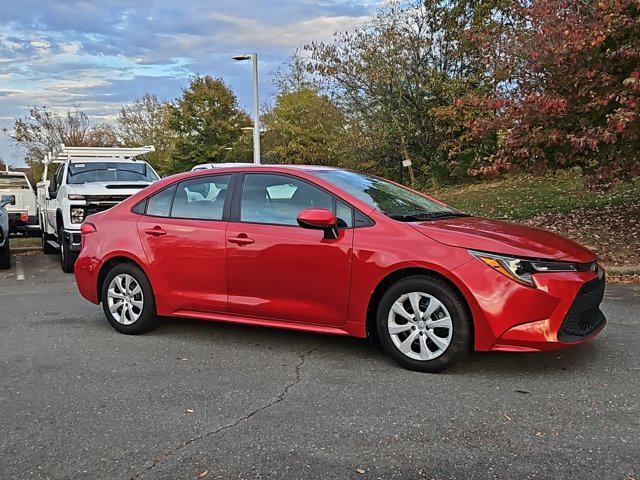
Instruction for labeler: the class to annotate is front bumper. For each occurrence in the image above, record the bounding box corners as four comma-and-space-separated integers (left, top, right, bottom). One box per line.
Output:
453, 258, 606, 352
62, 228, 82, 252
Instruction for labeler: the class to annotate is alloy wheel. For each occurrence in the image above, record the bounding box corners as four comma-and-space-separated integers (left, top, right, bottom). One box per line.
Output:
387, 292, 453, 361
107, 274, 144, 325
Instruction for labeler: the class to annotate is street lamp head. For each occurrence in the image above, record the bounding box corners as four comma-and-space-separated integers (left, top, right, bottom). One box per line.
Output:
232, 54, 252, 61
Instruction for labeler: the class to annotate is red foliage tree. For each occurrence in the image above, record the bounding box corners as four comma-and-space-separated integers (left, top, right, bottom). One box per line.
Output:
461, 0, 640, 185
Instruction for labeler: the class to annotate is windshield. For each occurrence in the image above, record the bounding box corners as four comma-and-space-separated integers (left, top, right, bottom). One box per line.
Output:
313, 170, 462, 220
67, 162, 158, 184
0, 175, 29, 189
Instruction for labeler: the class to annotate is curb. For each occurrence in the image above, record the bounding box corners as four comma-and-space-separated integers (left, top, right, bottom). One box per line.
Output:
13, 246, 42, 253
605, 266, 640, 275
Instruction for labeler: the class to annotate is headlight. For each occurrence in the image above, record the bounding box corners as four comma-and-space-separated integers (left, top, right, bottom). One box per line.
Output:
68, 194, 85, 201
70, 207, 85, 224
469, 250, 586, 287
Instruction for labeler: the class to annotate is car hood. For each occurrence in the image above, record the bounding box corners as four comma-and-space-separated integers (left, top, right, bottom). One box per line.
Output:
68, 181, 152, 196
410, 216, 595, 262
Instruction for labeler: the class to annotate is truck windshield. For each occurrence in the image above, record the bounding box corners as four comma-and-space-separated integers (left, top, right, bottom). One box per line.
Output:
67, 162, 158, 184
0, 176, 29, 189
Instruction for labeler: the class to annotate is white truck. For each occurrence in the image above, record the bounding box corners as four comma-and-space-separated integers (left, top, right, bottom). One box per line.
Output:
37, 145, 159, 272
0, 170, 39, 235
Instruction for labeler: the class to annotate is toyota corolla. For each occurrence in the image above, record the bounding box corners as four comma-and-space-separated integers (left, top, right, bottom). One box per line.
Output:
74, 166, 606, 372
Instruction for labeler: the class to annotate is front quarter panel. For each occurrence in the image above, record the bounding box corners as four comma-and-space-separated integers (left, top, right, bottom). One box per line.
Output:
346, 219, 476, 337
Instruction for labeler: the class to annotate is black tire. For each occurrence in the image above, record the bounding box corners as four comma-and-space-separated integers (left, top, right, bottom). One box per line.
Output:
0, 241, 10, 270
100, 262, 158, 334
59, 227, 77, 273
42, 230, 58, 254
376, 275, 471, 373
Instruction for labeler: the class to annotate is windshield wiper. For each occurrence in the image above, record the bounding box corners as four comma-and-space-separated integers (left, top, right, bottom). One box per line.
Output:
423, 212, 470, 219
388, 212, 470, 222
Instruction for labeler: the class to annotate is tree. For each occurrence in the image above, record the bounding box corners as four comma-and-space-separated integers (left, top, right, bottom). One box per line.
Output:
12, 106, 117, 179
262, 88, 347, 166
116, 93, 176, 175
302, 0, 503, 182
457, 0, 640, 185
167, 76, 251, 173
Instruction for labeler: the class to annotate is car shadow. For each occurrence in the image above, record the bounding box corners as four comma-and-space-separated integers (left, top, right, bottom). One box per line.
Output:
149, 315, 606, 377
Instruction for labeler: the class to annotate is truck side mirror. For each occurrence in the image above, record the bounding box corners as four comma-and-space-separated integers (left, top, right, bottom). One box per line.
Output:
48, 178, 57, 198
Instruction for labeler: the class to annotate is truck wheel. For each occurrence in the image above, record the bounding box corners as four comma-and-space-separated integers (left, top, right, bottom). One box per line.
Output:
0, 240, 10, 270
59, 227, 77, 273
42, 230, 58, 254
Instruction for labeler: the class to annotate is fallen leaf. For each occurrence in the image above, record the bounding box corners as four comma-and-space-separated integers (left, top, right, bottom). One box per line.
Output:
356, 468, 366, 474
503, 413, 512, 421
196, 470, 208, 478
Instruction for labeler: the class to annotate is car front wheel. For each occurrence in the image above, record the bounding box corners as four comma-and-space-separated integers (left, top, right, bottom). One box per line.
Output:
376, 275, 471, 372
101, 263, 158, 334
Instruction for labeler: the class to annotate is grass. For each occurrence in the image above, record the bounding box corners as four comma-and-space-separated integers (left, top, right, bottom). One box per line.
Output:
11, 237, 40, 248
428, 169, 640, 220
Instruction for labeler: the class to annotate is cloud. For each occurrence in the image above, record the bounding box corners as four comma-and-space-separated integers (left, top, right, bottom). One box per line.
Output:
0, 0, 382, 166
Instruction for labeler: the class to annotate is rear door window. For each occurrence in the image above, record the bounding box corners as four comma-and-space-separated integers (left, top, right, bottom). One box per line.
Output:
171, 175, 231, 221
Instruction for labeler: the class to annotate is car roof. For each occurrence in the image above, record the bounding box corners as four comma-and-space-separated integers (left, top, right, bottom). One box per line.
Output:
190, 163, 342, 172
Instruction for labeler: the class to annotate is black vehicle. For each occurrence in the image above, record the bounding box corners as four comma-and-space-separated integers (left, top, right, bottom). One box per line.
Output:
1, 194, 15, 269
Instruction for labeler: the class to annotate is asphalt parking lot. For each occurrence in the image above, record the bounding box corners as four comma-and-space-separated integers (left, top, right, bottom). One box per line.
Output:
1, 252, 638, 480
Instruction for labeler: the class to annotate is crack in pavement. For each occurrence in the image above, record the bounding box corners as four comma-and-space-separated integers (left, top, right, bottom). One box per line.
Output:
130, 343, 325, 479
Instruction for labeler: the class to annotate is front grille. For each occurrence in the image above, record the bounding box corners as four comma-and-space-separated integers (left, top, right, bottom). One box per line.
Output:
83, 195, 131, 216
85, 195, 130, 203
558, 275, 606, 342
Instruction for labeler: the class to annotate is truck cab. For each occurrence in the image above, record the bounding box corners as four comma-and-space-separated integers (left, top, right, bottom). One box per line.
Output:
38, 145, 158, 272
0, 171, 39, 235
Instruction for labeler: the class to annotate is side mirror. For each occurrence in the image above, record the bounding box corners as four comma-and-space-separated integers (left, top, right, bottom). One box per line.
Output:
297, 208, 339, 240
48, 180, 57, 198
1, 195, 15, 208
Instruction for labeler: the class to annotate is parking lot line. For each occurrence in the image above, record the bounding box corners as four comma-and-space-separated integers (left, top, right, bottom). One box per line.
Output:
15, 256, 25, 280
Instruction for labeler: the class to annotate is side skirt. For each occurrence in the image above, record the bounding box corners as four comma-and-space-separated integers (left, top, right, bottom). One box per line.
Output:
170, 309, 354, 337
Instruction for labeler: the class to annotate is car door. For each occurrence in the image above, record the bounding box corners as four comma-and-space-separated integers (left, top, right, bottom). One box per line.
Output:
137, 174, 232, 312
225, 172, 354, 327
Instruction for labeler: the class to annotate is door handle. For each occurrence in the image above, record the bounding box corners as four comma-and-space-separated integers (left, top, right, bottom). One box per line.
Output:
145, 227, 167, 237
228, 235, 255, 246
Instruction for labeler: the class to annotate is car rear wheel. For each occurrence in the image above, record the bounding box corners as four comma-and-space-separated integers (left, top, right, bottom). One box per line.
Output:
101, 263, 158, 334
0, 240, 10, 269
376, 275, 471, 372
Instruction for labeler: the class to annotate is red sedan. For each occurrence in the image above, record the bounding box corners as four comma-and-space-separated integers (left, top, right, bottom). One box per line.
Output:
75, 166, 606, 372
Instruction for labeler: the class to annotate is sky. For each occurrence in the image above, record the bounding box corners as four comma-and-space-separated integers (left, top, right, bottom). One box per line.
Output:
0, 0, 381, 167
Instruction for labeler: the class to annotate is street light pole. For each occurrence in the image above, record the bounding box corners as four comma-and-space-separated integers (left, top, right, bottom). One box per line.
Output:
233, 53, 261, 165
